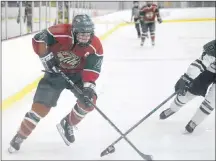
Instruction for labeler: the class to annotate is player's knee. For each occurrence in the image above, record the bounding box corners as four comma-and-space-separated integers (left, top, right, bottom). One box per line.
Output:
25, 103, 50, 127
175, 92, 196, 106
32, 103, 51, 117
150, 31, 155, 36
27, 103, 51, 126
142, 32, 148, 38
201, 84, 215, 114
19, 103, 50, 137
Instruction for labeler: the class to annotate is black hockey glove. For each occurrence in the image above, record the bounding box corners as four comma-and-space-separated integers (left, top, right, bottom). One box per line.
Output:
157, 17, 162, 24
40, 52, 60, 73
24, 16, 26, 23
175, 74, 193, 95
82, 82, 96, 108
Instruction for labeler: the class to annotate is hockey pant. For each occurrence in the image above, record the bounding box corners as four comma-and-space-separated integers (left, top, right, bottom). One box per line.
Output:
141, 22, 155, 41
134, 18, 141, 37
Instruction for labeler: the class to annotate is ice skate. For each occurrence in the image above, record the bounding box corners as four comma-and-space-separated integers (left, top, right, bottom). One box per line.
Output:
56, 115, 75, 146
185, 120, 197, 133
140, 38, 145, 46
8, 133, 26, 153
160, 108, 175, 120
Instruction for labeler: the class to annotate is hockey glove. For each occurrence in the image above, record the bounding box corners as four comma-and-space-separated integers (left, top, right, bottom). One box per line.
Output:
24, 16, 26, 23
17, 17, 20, 24
82, 82, 96, 108
40, 52, 60, 73
175, 74, 193, 95
157, 17, 162, 24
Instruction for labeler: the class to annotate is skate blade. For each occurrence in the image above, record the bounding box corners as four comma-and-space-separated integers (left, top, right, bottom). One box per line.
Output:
56, 124, 71, 146
8, 146, 17, 154
182, 129, 192, 135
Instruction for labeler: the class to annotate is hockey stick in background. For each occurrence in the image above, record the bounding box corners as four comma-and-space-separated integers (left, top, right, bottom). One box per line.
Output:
122, 19, 150, 39
100, 92, 177, 157
50, 68, 153, 161
122, 19, 132, 24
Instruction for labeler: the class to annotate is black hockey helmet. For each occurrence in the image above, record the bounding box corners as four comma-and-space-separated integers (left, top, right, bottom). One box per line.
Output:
72, 14, 95, 47
133, 1, 139, 7
147, 1, 153, 7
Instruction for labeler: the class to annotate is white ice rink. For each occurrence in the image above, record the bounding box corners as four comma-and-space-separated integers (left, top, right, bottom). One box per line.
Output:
2, 21, 215, 160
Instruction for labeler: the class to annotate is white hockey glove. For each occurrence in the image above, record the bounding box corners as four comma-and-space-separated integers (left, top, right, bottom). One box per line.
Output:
40, 52, 60, 73
82, 82, 97, 108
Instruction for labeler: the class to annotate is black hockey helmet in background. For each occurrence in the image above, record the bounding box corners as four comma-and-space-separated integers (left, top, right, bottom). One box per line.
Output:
146, 1, 153, 7
133, 1, 139, 4
133, 1, 139, 7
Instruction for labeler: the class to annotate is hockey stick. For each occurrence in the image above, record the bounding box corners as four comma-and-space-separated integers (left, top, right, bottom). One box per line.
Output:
55, 69, 153, 160
122, 19, 132, 24
100, 92, 177, 157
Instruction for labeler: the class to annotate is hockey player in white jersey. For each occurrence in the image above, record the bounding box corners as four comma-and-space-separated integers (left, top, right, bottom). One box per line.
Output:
160, 40, 216, 133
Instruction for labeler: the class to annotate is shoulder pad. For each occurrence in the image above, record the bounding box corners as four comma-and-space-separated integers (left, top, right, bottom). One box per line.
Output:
48, 24, 72, 36
203, 40, 216, 57
89, 36, 103, 55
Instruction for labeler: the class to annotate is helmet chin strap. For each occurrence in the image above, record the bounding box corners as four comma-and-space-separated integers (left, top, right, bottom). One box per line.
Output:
71, 31, 75, 46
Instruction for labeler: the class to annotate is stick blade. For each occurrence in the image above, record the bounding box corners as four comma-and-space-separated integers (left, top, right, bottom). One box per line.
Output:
140, 153, 153, 161
100, 149, 108, 157
100, 146, 115, 157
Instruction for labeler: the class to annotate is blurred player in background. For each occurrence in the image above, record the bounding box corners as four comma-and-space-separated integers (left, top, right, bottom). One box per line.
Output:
139, 1, 162, 46
54, 1, 69, 25
17, 1, 33, 33
16, 1, 21, 23
131, 1, 141, 38
160, 40, 216, 133
24, 2, 33, 33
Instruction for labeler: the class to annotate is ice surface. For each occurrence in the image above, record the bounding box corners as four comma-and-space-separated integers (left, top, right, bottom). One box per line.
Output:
2, 21, 215, 160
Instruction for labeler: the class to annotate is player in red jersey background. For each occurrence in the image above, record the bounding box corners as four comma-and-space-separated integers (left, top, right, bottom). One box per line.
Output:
139, 1, 162, 46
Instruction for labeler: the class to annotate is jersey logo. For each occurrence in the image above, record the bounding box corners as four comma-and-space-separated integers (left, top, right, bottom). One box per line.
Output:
57, 51, 81, 69
145, 12, 154, 19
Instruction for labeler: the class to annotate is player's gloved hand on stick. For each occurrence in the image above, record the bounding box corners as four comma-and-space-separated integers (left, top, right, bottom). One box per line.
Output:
157, 17, 162, 23
39, 52, 60, 73
82, 82, 96, 107
175, 73, 193, 95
